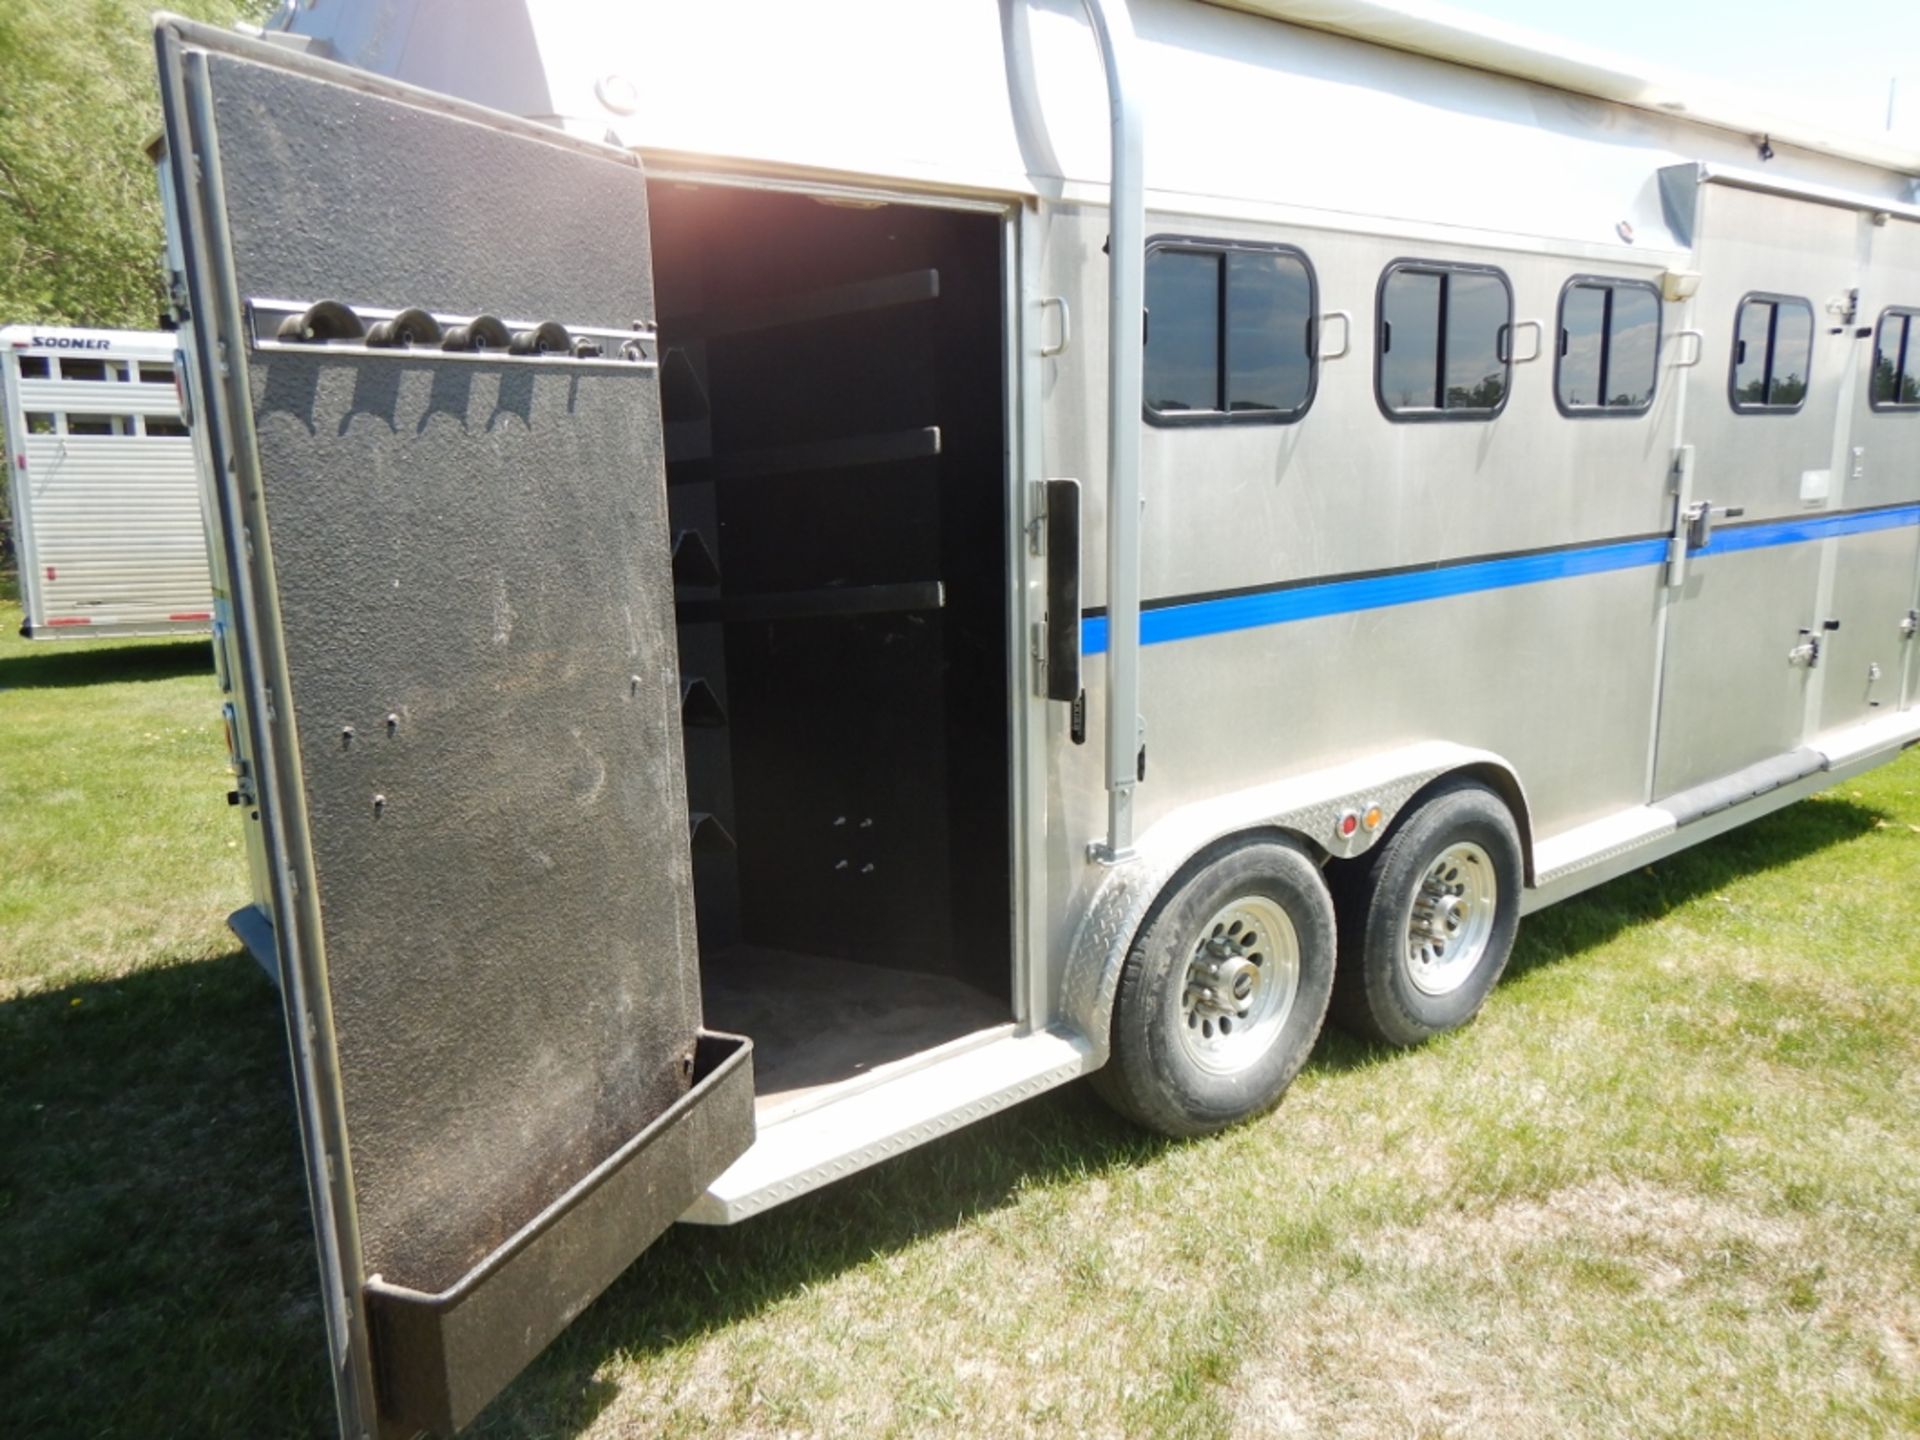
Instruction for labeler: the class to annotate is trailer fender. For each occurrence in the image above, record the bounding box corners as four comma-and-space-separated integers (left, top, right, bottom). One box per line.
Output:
1060, 741, 1532, 1067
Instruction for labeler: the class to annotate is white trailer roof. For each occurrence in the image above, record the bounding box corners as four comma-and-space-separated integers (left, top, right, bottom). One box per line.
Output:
1204, 0, 1920, 177
263, 0, 1916, 253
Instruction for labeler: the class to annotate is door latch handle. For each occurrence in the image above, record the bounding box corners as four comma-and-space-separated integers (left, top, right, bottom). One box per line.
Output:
1684, 500, 1745, 550
1789, 629, 1821, 668
1901, 609, 1918, 640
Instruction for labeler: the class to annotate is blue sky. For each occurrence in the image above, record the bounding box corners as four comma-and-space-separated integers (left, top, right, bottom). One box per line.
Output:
1444, 0, 1920, 145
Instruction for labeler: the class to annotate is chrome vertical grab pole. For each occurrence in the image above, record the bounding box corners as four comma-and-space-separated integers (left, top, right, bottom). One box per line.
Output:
1081, 0, 1145, 864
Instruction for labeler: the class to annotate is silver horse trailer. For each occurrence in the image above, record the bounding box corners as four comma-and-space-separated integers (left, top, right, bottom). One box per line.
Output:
153, 2, 1920, 1433
0, 325, 209, 639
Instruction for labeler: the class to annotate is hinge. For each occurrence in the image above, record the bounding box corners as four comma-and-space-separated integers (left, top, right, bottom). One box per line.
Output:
1030, 620, 1049, 694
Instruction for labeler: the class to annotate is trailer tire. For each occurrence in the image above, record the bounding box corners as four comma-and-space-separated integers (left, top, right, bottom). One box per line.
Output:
1331, 780, 1521, 1048
1093, 837, 1335, 1138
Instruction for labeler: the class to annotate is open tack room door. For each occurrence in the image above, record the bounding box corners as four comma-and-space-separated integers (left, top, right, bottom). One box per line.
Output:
154, 19, 753, 1439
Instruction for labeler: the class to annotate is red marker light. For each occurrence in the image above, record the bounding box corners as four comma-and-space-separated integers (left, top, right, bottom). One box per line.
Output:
1337, 811, 1360, 838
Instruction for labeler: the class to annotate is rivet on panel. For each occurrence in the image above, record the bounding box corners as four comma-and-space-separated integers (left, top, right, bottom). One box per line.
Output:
373, 793, 386, 817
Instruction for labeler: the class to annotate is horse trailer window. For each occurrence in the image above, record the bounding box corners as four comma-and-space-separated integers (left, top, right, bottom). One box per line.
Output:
1871, 308, 1920, 410
1144, 238, 1316, 424
138, 362, 176, 385
1376, 261, 1512, 420
64, 414, 135, 436
25, 412, 54, 434
1730, 295, 1812, 411
19, 356, 50, 379
1556, 277, 1660, 415
143, 416, 190, 438
59, 358, 128, 383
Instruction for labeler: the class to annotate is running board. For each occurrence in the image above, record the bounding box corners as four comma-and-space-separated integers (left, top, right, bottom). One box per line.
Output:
1524, 709, 1920, 913
682, 1026, 1094, 1224
1657, 748, 1825, 828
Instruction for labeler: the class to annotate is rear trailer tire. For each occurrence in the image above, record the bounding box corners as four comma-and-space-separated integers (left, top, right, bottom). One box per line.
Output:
1331, 781, 1522, 1048
1093, 838, 1336, 1138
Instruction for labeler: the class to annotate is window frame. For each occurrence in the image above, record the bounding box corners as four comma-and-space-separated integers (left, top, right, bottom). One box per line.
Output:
1373, 258, 1516, 424
1552, 274, 1662, 420
1726, 291, 1815, 415
1868, 305, 1920, 413
1142, 234, 1320, 429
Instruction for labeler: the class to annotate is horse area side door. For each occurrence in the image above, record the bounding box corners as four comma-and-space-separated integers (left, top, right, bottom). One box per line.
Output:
155, 20, 753, 1439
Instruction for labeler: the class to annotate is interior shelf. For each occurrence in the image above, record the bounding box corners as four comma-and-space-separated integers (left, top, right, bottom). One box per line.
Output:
677, 580, 945, 627
671, 425, 942, 486
667, 267, 940, 342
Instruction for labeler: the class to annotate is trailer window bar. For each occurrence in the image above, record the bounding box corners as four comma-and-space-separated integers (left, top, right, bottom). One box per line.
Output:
1870, 307, 1920, 411
1554, 275, 1662, 418
1728, 292, 1813, 413
1143, 236, 1318, 427
1375, 259, 1513, 422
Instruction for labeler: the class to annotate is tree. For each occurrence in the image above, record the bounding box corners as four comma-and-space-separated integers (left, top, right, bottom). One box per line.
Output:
0, 1, 269, 579
0, 0, 272, 330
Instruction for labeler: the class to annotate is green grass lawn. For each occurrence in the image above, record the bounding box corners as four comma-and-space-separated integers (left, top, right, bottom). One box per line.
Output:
2, 597, 1917, 1439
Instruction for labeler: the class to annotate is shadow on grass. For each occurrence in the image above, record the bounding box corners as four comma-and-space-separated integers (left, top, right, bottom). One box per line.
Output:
0, 638, 213, 691
0, 792, 1889, 1438
1503, 791, 1887, 986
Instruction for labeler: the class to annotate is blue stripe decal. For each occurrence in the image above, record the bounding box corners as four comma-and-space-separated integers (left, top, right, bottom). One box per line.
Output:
1082, 504, 1920, 657
1695, 502, 1920, 556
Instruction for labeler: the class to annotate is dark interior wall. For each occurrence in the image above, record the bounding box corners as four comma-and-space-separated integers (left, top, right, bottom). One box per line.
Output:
649, 184, 1010, 997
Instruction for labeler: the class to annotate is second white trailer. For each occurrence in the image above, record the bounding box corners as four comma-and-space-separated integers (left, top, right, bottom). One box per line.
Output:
1, 325, 209, 640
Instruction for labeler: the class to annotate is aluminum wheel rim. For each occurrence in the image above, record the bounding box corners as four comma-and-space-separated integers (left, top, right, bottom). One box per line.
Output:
1177, 895, 1300, 1076
1405, 841, 1497, 997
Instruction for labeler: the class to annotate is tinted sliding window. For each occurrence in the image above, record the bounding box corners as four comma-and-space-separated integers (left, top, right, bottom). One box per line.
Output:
65, 414, 134, 436
1871, 308, 1920, 409
59, 359, 126, 383
1144, 238, 1316, 424
1376, 261, 1512, 419
1729, 294, 1813, 411
1556, 277, 1660, 415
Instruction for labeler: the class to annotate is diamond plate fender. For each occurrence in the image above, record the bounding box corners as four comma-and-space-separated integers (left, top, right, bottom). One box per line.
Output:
1060, 741, 1531, 1065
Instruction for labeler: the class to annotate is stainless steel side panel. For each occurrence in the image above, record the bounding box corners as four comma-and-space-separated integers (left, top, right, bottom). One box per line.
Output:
1818, 527, 1920, 732
1655, 542, 1821, 796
